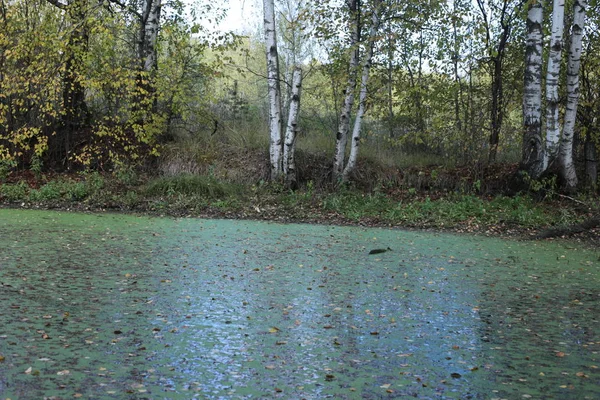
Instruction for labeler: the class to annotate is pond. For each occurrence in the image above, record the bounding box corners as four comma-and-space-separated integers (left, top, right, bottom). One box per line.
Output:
0, 209, 598, 399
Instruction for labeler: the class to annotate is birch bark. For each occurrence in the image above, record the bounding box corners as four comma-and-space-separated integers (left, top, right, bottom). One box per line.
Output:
283, 67, 302, 188
522, 1, 544, 178
558, 0, 587, 189
342, 3, 381, 182
332, 0, 360, 182
141, 0, 162, 73
543, 0, 565, 170
264, 0, 283, 179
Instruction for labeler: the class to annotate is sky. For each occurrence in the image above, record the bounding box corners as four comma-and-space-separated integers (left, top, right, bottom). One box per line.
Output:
217, 0, 260, 34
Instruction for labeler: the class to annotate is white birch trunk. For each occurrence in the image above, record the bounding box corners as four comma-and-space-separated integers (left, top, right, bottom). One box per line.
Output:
264, 0, 283, 179
142, 0, 162, 72
332, 1, 360, 182
543, 0, 565, 171
559, 0, 587, 189
283, 67, 302, 188
522, 0, 544, 178
342, 5, 381, 182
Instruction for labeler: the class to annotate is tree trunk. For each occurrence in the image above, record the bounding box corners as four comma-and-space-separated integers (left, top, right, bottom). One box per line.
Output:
543, 0, 565, 171
342, 2, 381, 182
135, 0, 162, 114
386, 27, 395, 138
558, 0, 587, 190
264, 0, 283, 180
45, 0, 90, 167
584, 130, 597, 190
62, 18, 89, 165
522, 0, 544, 178
452, 10, 462, 137
333, 0, 360, 182
141, 0, 162, 73
283, 67, 302, 189
488, 13, 511, 164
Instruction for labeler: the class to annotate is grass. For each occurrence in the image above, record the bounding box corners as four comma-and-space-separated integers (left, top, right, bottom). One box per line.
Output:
0, 171, 586, 235
0, 134, 591, 236
144, 174, 244, 199
319, 190, 575, 229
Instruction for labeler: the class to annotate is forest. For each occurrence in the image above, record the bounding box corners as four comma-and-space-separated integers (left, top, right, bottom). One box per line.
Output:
2, 2, 600, 396
0, 0, 599, 235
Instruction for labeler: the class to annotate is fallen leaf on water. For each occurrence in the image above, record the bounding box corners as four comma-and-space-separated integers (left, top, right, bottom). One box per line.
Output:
268, 327, 280, 333
73, 393, 83, 398
556, 352, 566, 357
265, 365, 275, 370
57, 370, 70, 375
380, 383, 391, 389
0, 355, 5, 362
575, 372, 588, 378
24, 367, 32, 374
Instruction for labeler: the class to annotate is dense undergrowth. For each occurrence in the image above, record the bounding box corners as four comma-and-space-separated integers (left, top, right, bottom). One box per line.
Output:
0, 151, 597, 241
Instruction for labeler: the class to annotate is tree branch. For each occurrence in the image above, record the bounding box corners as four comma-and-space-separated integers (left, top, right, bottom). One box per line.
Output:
106, 0, 142, 19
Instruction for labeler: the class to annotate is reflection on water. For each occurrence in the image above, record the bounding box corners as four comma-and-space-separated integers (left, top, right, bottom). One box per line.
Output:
0, 209, 598, 399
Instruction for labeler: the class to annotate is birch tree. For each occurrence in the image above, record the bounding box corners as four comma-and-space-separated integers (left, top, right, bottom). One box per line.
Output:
332, 0, 361, 182
283, 67, 303, 188
331, 0, 383, 183
264, 0, 283, 179
543, 0, 565, 170
141, 0, 162, 73
558, 0, 587, 189
521, 0, 544, 178
521, 0, 588, 187
342, 2, 381, 181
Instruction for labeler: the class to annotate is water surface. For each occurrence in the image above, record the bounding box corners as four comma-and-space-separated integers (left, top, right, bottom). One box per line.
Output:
0, 209, 598, 399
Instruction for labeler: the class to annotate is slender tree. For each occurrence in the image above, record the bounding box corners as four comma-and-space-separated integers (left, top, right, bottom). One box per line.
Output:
283, 67, 303, 188
141, 0, 162, 73
522, 0, 544, 178
45, 0, 91, 166
342, 0, 381, 181
543, 0, 565, 170
476, 0, 523, 163
558, 0, 587, 189
264, 0, 283, 179
332, 0, 361, 182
